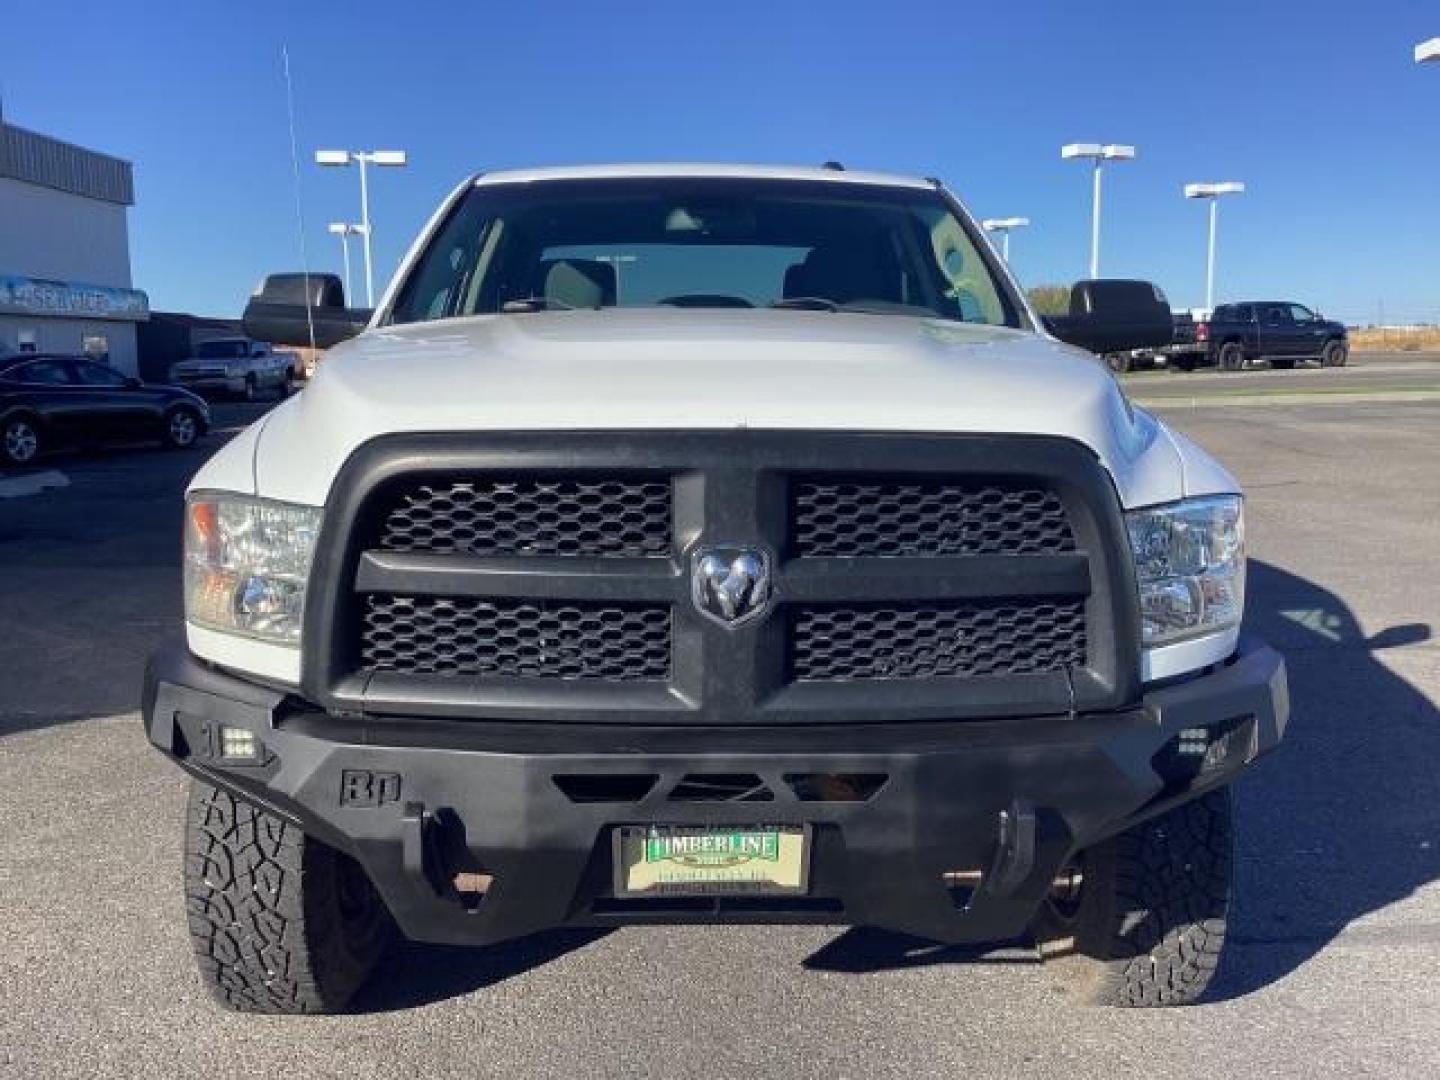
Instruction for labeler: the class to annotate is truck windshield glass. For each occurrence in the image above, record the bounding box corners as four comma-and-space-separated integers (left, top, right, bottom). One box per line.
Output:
195, 341, 249, 359
388, 178, 1019, 327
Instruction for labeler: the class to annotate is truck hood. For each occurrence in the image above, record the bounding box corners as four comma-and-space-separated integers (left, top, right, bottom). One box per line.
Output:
210, 309, 1233, 508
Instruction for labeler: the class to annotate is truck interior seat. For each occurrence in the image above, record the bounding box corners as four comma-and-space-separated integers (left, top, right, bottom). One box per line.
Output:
782, 243, 899, 305
539, 259, 617, 309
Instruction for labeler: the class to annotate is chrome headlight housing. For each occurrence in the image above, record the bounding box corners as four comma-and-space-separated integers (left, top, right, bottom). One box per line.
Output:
184, 492, 321, 645
1126, 495, 1244, 648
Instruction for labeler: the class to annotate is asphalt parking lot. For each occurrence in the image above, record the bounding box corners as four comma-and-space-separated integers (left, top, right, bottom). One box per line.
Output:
2, 390, 1438, 1078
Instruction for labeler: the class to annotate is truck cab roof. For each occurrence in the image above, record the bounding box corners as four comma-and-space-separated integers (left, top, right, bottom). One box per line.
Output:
473, 162, 936, 190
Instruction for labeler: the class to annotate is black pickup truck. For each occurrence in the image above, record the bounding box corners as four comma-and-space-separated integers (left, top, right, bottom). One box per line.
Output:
1199, 301, 1348, 371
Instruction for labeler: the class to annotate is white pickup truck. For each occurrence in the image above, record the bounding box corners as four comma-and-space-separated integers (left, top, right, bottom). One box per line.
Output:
143, 163, 1286, 1014
168, 336, 295, 400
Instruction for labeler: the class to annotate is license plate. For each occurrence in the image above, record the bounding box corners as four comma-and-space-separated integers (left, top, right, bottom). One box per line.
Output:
613, 825, 810, 896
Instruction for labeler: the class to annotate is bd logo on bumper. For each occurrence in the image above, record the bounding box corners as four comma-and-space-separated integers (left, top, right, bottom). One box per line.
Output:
340, 769, 402, 807
691, 546, 773, 626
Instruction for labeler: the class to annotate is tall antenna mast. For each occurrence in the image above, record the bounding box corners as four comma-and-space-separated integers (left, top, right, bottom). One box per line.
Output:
281, 45, 316, 353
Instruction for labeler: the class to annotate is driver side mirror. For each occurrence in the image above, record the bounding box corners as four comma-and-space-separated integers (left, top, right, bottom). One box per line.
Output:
124, 376, 142, 389
242, 272, 371, 349
1042, 279, 1173, 355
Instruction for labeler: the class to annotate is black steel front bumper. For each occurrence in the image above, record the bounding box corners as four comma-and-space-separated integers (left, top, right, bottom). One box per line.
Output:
143, 637, 1287, 947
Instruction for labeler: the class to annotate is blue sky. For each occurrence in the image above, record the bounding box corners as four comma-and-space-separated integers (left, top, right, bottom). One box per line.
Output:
4, 0, 1438, 323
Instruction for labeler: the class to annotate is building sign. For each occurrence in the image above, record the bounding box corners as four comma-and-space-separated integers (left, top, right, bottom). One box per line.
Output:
0, 275, 149, 322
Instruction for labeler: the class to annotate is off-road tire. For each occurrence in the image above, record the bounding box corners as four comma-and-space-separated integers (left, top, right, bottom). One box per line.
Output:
184, 779, 394, 1014
1321, 340, 1347, 367
1218, 342, 1245, 372
1033, 787, 1233, 1007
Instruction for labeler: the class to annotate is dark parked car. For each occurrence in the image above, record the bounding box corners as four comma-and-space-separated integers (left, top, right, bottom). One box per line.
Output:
1197, 301, 1348, 371
0, 354, 210, 467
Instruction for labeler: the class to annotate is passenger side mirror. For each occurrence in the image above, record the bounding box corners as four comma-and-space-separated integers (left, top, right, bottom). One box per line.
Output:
241, 273, 372, 349
1041, 279, 1173, 355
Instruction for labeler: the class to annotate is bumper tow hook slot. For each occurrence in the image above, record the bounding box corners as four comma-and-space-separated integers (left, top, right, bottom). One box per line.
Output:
987, 800, 1037, 895
401, 801, 442, 895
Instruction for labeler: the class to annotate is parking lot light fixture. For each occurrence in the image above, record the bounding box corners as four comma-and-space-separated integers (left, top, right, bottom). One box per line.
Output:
314, 149, 409, 307
326, 222, 365, 304
1061, 143, 1136, 278
1416, 38, 1440, 63
1184, 182, 1246, 311
981, 217, 1030, 262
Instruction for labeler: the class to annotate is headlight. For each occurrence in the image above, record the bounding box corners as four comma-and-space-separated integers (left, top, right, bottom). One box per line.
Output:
1126, 495, 1244, 647
184, 493, 321, 645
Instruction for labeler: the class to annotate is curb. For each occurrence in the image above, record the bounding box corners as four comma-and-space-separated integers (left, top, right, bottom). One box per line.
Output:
1134, 390, 1440, 408
0, 469, 70, 499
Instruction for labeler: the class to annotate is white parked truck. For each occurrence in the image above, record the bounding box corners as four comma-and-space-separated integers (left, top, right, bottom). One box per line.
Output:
143, 164, 1286, 1013
169, 336, 296, 400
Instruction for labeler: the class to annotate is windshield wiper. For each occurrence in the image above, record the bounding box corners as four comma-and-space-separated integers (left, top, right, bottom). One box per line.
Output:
769, 296, 840, 312
501, 296, 577, 313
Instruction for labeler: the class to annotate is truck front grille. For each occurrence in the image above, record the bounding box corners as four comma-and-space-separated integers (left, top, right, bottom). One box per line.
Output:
361, 595, 672, 681
376, 476, 672, 557
791, 600, 1087, 682
313, 432, 1136, 723
791, 478, 1073, 557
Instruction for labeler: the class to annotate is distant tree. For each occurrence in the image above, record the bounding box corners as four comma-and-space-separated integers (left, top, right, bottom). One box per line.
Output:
1026, 285, 1071, 316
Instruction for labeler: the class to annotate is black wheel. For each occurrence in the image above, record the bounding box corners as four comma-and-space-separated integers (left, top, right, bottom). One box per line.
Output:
1269, 357, 1296, 370
184, 779, 394, 1014
1033, 788, 1233, 1007
1321, 340, 1348, 367
162, 406, 202, 450
1, 414, 42, 467
1104, 353, 1132, 374
1218, 342, 1245, 371
242, 373, 259, 402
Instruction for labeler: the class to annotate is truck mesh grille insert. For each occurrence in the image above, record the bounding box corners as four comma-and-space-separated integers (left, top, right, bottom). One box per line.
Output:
791, 478, 1073, 557
375, 476, 672, 557
791, 599, 1086, 681
361, 595, 672, 681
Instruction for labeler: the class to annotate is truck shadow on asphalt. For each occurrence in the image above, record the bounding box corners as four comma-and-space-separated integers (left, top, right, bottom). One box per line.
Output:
801, 560, 1439, 1004
351, 930, 613, 1013
349, 560, 1437, 1012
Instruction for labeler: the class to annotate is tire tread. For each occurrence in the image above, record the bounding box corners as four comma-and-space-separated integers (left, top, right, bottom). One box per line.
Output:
183, 779, 388, 1014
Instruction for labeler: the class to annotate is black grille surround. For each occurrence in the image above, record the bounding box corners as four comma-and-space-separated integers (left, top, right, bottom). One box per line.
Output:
303, 431, 1140, 725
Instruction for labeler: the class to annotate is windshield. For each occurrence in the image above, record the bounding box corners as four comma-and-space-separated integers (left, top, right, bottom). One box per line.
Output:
195, 340, 249, 359
388, 178, 1020, 327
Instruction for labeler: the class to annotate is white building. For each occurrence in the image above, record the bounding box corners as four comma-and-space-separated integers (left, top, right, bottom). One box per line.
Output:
0, 117, 148, 375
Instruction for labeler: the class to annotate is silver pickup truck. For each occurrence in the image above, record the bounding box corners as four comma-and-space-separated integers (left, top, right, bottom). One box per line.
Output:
169, 337, 295, 400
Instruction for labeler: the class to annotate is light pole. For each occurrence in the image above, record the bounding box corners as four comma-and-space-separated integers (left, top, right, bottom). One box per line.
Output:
1416, 38, 1440, 63
1061, 143, 1135, 278
980, 217, 1030, 262
315, 148, 407, 307
1184, 182, 1245, 311
326, 222, 365, 304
